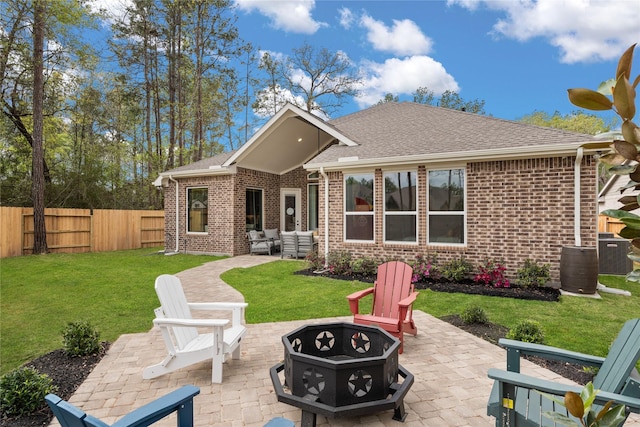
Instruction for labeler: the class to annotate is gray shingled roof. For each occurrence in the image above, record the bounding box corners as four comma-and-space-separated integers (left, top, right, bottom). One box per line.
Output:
309, 101, 596, 164
164, 150, 236, 173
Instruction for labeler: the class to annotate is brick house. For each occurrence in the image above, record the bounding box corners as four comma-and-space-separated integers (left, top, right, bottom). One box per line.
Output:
154, 102, 599, 281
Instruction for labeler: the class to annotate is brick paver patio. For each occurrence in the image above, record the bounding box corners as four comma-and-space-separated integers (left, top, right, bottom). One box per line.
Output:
49, 256, 640, 427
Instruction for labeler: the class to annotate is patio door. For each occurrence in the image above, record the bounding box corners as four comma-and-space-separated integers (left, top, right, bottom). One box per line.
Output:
281, 189, 301, 232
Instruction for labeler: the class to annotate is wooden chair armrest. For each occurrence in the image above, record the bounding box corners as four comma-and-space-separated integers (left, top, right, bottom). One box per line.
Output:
153, 318, 229, 328
112, 385, 200, 427
188, 302, 248, 311
398, 291, 418, 308
488, 369, 640, 413
498, 338, 605, 373
346, 287, 374, 301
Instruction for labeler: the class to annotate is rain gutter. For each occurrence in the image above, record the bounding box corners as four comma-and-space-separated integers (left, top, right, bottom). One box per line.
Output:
574, 147, 584, 247
319, 166, 329, 267
168, 175, 179, 254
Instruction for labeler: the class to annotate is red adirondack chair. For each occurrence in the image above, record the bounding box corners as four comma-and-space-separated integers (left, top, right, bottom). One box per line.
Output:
346, 261, 418, 353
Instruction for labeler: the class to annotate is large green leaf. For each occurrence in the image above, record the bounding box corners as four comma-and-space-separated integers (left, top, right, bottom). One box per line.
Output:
601, 209, 640, 220
613, 75, 636, 120
609, 163, 638, 175
598, 79, 616, 96
596, 152, 625, 166
626, 269, 640, 283
618, 226, 640, 239
568, 88, 613, 111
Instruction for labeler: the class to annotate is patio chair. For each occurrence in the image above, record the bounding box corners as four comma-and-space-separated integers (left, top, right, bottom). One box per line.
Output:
46, 385, 200, 427
346, 261, 418, 353
247, 230, 277, 255
487, 317, 640, 426
143, 274, 247, 383
280, 231, 298, 259
295, 231, 317, 259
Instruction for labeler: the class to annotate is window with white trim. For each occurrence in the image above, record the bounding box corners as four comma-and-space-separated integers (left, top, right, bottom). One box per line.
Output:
344, 173, 374, 241
384, 171, 417, 243
187, 187, 208, 233
428, 168, 466, 244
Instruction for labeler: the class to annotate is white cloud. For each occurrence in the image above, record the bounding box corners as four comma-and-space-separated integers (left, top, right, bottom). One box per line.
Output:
88, 0, 132, 24
449, 0, 640, 63
356, 56, 459, 107
338, 7, 354, 29
235, 0, 327, 35
359, 14, 433, 56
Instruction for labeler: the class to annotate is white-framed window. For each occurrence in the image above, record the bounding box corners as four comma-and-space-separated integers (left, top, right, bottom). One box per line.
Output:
427, 168, 466, 244
344, 173, 374, 241
308, 183, 319, 231
384, 170, 417, 243
187, 187, 208, 233
246, 188, 263, 231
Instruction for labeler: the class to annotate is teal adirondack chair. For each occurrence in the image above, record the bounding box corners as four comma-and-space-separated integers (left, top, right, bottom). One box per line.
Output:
46, 385, 200, 427
46, 385, 295, 427
487, 318, 640, 426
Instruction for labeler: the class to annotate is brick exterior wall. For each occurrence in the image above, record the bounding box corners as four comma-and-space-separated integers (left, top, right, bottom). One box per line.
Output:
164, 166, 310, 256
317, 155, 597, 282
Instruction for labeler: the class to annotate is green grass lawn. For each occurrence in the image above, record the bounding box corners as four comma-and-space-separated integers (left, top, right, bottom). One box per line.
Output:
222, 261, 640, 365
0, 248, 222, 375
2, 253, 640, 376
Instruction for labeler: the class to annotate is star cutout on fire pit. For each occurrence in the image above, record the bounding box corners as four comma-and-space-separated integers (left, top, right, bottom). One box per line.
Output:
351, 332, 371, 354
291, 337, 303, 353
348, 369, 372, 397
315, 331, 335, 351
303, 368, 325, 395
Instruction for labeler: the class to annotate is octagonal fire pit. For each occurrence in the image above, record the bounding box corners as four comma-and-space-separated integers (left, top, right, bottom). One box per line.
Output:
270, 322, 414, 427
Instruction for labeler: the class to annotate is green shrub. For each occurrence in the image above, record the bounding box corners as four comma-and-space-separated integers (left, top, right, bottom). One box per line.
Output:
441, 257, 473, 282
0, 367, 57, 416
326, 250, 353, 275
62, 320, 101, 357
506, 319, 545, 344
459, 305, 488, 325
517, 259, 551, 288
350, 256, 379, 277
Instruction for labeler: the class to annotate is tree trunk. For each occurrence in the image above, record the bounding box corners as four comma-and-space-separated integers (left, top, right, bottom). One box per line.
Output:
31, 0, 48, 254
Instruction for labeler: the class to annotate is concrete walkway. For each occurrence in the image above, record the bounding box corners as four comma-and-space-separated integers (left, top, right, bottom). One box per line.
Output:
51, 256, 640, 427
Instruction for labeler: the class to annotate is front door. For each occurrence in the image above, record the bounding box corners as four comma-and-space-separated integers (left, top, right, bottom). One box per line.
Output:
281, 189, 301, 232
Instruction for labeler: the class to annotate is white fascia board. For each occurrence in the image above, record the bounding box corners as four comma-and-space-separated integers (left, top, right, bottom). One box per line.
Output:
304, 143, 597, 171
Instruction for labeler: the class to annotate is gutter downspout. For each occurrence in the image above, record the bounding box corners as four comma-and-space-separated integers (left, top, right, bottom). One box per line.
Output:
574, 147, 584, 247
168, 175, 180, 253
319, 167, 329, 267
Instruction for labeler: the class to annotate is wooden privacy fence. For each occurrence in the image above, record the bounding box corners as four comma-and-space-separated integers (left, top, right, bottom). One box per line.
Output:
598, 214, 625, 237
0, 207, 164, 258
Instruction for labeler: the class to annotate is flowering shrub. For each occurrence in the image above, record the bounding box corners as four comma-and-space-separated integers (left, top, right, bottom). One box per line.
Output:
350, 256, 379, 277
410, 253, 438, 283
325, 250, 353, 275
473, 259, 510, 288
440, 256, 473, 282
305, 250, 324, 271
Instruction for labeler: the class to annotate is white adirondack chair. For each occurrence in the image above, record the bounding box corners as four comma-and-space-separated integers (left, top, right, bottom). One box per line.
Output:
143, 274, 248, 383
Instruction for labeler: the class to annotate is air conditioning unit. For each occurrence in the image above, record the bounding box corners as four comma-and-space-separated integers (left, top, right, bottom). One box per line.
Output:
598, 238, 633, 275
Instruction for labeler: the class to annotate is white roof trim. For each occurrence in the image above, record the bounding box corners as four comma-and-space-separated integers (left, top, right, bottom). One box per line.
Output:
305, 143, 598, 171
223, 103, 357, 168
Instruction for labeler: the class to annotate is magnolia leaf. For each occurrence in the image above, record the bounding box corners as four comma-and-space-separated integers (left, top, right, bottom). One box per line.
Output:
622, 120, 640, 145
618, 226, 640, 239
598, 78, 616, 96
613, 139, 638, 160
597, 152, 625, 166
620, 203, 640, 211
626, 251, 640, 262
634, 73, 640, 89
616, 43, 636, 80
596, 400, 614, 421
568, 88, 613, 111
613, 75, 636, 120
632, 238, 640, 252
609, 163, 638, 175
601, 209, 640, 220
580, 382, 597, 413
564, 391, 585, 418
618, 195, 639, 204
596, 403, 628, 427
626, 269, 640, 283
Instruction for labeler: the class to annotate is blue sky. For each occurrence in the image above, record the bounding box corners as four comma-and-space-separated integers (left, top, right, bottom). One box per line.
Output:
96, 0, 640, 122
